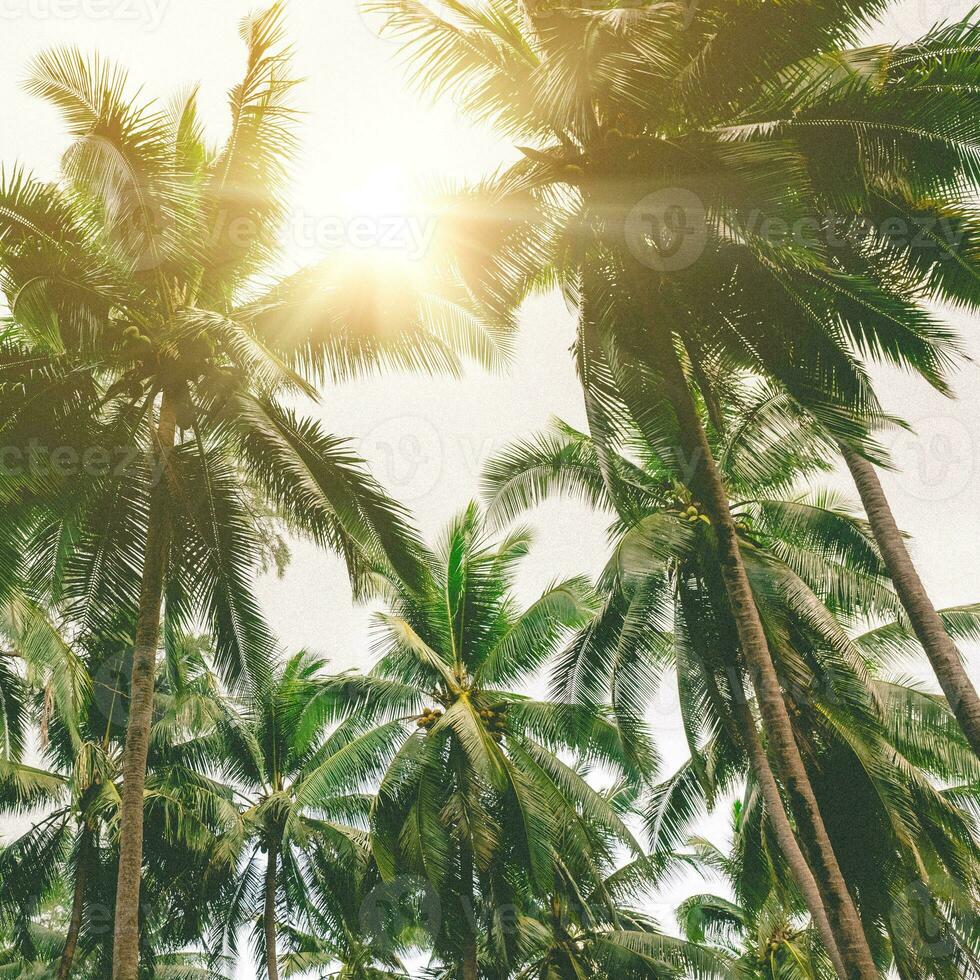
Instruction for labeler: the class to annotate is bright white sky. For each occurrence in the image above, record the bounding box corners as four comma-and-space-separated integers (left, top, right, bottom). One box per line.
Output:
1, 0, 978, 976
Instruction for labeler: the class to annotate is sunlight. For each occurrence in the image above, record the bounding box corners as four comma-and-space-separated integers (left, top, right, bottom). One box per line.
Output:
300, 165, 441, 272
338, 165, 418, 219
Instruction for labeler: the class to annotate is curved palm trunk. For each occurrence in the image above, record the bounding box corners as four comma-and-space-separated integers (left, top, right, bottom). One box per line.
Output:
840, 443, 980, 758
728, 673, 847, 978
57, 826, 92, 980
111, 395, 177, 980
651, 337, 878, 980
264, 839, 281, 980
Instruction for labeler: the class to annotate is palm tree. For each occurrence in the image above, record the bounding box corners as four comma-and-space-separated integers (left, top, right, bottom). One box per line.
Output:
369, 4, 980, 973
481, 381, 879, 973
0, 919, 70, 979
490, 849, 730, 980
0, 591, 90, 767
657, 655, 980, 980
278, 837, 422, 979
676, 804, 836, 980
200, 649, 409, 980
0, 6, 507, 977
315, 504, 650, 979
0, 630, 235, 979
482, 379, 980, 974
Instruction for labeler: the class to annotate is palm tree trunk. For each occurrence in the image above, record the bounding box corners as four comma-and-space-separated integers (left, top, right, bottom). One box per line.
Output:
460, 841, 478, 980
111, 394, 177, 980
678, 578, 847, 975
650, 336, 878, 980
840, 443, 980, 758
57, 827, 91, 980
729, 672, 847, 977
264, 838, 281, 980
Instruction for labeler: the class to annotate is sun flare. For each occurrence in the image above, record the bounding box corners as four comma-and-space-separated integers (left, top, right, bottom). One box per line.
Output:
294, 165, 441, 275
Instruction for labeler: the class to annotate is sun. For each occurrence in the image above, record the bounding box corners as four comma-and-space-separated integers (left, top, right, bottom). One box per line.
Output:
339, 165, 419, 218
307, 164, 441, 273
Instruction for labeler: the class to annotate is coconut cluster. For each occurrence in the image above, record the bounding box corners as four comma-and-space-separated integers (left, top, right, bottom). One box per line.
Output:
416, 706, 444, 730
479, 706, 507, 743
673, 501, 711, 526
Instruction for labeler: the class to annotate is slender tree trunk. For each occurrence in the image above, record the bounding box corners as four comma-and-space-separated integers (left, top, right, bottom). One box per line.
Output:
650, 335, 878, 980
58, 827, 91, 980
728, 672, 847, 978
111, 394, 177, 980
679, 578, 846, 977
264, 838, 281, 980
460, 841, 478, 980
840, 443, 980, 758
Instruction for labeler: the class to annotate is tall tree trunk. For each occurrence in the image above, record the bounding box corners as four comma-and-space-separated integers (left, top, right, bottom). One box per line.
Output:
111, 394, 177, 980
460, 841, 478, 980
840, 443, 980, 758
58, 826, 92, 980
264, 837, 281, 980
650, 336, 878, 980
728, 672, 847, 977
680, 577, 846, 977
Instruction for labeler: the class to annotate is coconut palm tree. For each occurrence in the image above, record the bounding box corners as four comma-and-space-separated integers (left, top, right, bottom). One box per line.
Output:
277, 837, 423, 979
199, 648, 414, 980
0, 630, 235, 979
0, 590, 91, 768
483, 847, 731, 980
657, 647, 980, 980
0, 6, 508, 976
369, 3, 980, 972
481, 380, 875, 972
482, 379, 980, 975
312, 504, 652, 979
676, 803, 836, 980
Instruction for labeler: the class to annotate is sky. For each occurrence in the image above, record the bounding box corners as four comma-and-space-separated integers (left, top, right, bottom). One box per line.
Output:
0, 0, 978, 976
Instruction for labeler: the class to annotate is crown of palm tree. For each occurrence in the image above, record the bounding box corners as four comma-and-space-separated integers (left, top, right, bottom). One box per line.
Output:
307, 504, 657, 976
0, 1, 512, 691
196, 647, 411, 979
372, 0, 979, 442
676, 805, 837, 980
